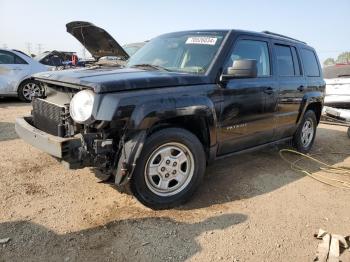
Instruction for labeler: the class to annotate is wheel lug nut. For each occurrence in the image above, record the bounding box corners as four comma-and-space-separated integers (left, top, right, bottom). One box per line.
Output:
161, 167, 165, 172
166, 160, 170, 165
172, 170, 176, 175
173, 162, 177, 167
165, 173, 169, 178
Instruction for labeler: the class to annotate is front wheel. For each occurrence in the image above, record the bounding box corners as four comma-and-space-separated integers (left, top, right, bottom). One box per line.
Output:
18, 80, 44, 102
130, 128, 206, 209
293, 110, 317, 153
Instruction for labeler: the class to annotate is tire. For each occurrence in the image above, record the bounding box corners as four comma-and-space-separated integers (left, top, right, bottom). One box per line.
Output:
18, 79, 43, 102
130, 128, 206, 209
293, 110, 317, 153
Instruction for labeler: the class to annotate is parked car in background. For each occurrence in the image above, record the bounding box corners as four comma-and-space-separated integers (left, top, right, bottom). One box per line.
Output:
0, 49, 50, 102
36, 50, 79, 69
323, 64, 350, 108
15, 30, 325, 209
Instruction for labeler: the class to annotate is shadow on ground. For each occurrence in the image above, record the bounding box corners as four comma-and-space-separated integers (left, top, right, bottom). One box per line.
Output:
0, 213, 247, 261
178, 126, 350, 210
0, 122, 18, 141
0, 97, 29, 108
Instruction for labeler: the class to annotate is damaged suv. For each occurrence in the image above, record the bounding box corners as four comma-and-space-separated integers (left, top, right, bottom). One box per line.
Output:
16, 30, 325, 209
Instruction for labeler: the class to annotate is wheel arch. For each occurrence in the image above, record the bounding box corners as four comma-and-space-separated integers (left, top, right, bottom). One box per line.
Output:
16, 77, 34, 93
114, 96, 218, 185
305, 102, 322, 124
147, 115, 211, 155
297, 92, 324, 126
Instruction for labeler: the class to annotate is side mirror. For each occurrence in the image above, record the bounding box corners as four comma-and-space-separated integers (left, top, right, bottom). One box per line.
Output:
221, 59, 258, 81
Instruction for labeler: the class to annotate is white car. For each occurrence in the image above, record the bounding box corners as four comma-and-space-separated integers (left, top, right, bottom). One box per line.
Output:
0, 49, 50, 102
323, 64, 350, 109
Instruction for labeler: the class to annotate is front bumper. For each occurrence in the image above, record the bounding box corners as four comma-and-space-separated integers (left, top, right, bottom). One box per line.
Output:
15, 116, 81, 159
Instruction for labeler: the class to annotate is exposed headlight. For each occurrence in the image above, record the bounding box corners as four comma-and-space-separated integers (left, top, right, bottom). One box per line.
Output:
69, 90, 95, 123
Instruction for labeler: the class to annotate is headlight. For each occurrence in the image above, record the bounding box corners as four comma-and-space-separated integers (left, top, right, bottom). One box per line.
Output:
69, 90, 95, 123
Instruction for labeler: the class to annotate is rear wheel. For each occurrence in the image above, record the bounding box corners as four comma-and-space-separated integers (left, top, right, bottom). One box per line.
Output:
293, 110, 317, 153
18, 80, 44, 102
130, 128, 206, 209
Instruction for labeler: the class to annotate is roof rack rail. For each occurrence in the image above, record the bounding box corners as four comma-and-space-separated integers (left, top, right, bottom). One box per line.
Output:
262, 31, 307, 44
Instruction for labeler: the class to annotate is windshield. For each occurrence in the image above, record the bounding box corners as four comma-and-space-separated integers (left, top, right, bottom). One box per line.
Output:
127, 31, 227, 74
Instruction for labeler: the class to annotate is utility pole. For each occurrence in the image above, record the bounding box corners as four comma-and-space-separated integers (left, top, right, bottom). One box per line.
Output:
82, 47, 86, 59
25, 42, 32, 55
37, 43, 42, 55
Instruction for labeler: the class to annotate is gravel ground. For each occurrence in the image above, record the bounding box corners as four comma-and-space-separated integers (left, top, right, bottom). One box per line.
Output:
1, 98, 350, 262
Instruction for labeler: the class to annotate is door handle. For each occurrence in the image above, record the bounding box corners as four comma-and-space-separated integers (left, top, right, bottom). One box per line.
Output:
297, 85, 305, 92
263, 87, 274, 95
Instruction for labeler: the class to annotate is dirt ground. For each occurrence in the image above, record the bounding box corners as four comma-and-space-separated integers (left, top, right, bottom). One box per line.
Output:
1, 98, 350, 262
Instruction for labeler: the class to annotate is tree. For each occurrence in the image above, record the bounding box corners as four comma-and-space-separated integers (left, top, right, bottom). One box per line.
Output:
323, 58, 335, 66
336, 52, 350, 64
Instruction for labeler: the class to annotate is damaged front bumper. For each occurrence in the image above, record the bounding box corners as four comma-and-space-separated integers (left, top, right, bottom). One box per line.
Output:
15, 116, 146, 185
15, 116, 82, 163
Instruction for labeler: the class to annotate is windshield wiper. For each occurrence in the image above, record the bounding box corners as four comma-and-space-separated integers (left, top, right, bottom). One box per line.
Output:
131, 63, 171, 71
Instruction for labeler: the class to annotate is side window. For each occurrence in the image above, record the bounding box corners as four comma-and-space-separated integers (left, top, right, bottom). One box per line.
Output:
0, 51, 15, 64
225, 39, 270, 77
274, 44, 296, 76
0, 51, 27, 64
301, 49, 320, 77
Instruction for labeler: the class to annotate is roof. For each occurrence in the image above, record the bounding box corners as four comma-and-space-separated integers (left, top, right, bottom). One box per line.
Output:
232, 29, 308, 45
157, 29, 309, 47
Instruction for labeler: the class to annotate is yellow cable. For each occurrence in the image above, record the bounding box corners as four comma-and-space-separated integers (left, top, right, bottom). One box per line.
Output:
279, 149, 350, 189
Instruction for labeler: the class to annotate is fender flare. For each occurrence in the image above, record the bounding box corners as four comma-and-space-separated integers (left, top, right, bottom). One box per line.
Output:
296, 91, 324, 126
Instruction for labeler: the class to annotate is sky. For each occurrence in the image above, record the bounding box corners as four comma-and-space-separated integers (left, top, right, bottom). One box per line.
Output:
0, 0, 349, 63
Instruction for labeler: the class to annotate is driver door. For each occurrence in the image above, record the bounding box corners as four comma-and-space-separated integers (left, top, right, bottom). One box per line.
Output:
217, 36, 278, 155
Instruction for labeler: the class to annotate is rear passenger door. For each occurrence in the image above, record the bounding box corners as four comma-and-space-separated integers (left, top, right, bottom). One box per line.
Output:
272, 42, 307, 139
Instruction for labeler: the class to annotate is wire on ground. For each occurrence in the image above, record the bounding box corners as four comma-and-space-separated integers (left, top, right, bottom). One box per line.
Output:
279, 149, 350, 189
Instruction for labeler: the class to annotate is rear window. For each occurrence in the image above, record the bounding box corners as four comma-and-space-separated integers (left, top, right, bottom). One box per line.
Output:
301, 49, 320, 77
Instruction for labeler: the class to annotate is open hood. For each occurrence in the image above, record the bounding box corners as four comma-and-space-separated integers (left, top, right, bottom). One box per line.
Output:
66, 21, 129, 60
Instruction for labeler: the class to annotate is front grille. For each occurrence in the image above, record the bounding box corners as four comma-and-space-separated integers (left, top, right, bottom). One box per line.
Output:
32, 98, 65, 136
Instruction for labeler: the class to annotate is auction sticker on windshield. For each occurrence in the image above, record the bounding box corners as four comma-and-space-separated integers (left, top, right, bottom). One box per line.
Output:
186, 37, 218, 45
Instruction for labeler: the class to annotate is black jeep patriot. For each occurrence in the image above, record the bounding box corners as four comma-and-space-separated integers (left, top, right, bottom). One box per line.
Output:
15, 30, 325, 209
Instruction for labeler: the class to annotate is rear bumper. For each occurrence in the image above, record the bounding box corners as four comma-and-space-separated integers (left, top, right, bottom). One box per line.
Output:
15, 116, 81, 159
